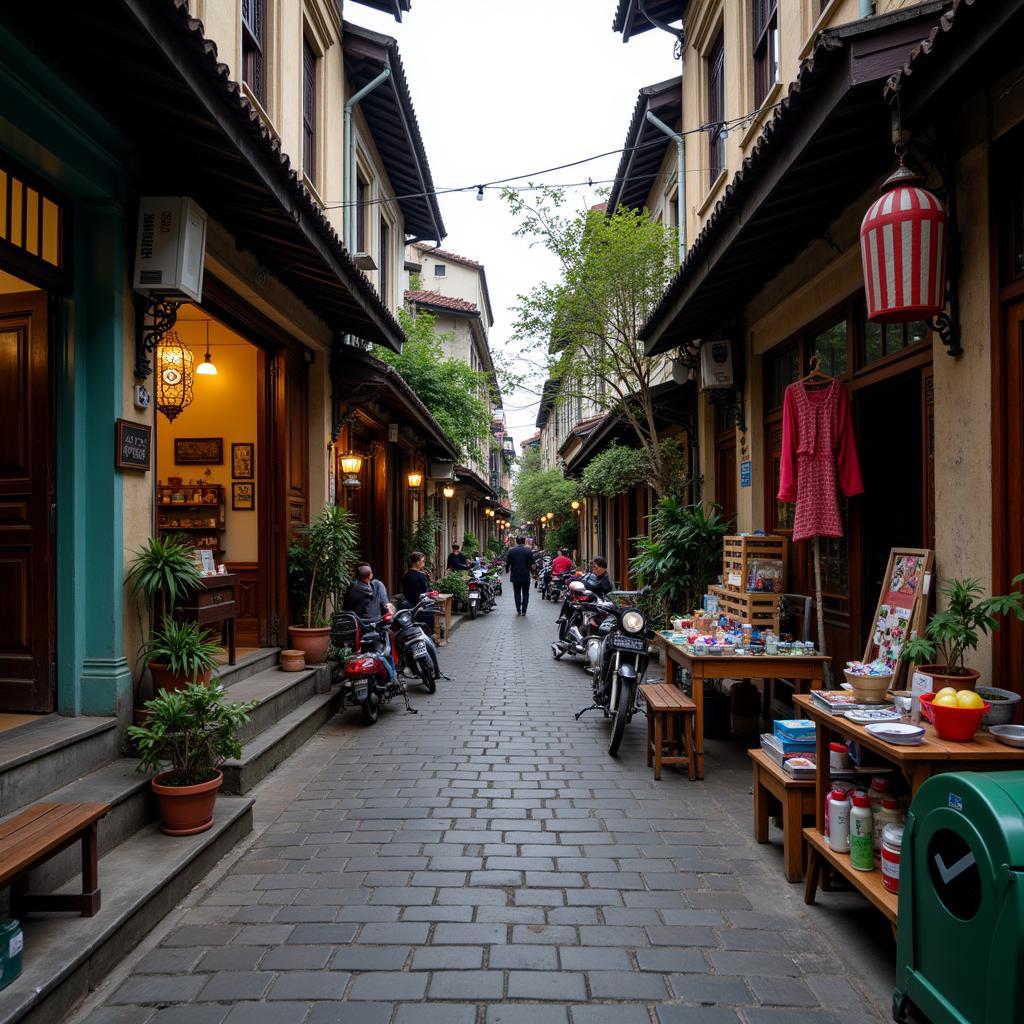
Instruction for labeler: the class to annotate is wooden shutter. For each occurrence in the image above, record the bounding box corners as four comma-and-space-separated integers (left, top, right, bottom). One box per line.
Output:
707, 33, 725, 183
302, 38, 317, 186
242, 0, 265, 106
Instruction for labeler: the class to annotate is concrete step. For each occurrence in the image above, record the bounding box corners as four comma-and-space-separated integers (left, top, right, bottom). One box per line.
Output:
221, 687, 341, 794
0, 795, 253, 1024
214, 647, 280, 689
226, 664, 331, 745
0, 716, 120, 819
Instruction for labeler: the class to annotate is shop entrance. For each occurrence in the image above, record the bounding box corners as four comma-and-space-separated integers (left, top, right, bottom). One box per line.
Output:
153, 306, 268, 652
0, 271, 53, 713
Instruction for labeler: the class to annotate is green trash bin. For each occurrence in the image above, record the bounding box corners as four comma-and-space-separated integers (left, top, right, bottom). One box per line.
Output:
894, 770, 1024, 1024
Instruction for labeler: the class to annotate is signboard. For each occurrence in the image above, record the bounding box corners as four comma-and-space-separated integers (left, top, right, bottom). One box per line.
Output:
740, 460, 752, 488
115, 418, 151, 471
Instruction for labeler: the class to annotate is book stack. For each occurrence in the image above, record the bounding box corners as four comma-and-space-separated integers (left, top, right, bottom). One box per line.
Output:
810, 691, 881, 716
761, 719, 817, 777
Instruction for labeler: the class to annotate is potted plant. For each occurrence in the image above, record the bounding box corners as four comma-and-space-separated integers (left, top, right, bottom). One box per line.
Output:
128, 682, 257, 835
901, 575, 1024, 692
287, 505, 359, 663
141, 618, 221, 693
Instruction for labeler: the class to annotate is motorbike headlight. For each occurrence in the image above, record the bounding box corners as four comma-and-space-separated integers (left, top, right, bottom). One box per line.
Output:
622, 610, 646, 634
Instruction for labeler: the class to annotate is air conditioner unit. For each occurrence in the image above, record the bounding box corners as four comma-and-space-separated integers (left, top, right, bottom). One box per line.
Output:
429, 461, 457, 480
133, 197, 207, 301
700, 338, 735, 389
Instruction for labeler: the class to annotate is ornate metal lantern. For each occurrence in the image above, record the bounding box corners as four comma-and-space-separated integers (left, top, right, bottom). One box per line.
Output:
860, 164, 947, 323
442, 484, 455, 499
340, 451, 363, 489
155, 332, 194, 422
407, 471, 423, 489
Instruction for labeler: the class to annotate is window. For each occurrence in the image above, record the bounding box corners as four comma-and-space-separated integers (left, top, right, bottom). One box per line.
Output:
356, 176, 367, 253
863, 320, 929, 366
764, 345, 799, 411
379, 217, 390, 303
753, 0, 778, 107
811, 320, 848, 377
241, 0, 266, 106
302, 37, 317, 187
707, 31, 726, 187
434, 264, 446, 277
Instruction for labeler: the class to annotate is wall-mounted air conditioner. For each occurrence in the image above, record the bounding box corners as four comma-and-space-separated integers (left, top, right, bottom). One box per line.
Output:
133, 196, 207, 301
700, 338, 735, 389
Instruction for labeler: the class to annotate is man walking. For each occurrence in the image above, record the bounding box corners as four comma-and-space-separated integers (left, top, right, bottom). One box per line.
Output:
505, 535, 534, 616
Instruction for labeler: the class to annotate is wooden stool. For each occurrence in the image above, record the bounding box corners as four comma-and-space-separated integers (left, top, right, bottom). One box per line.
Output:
639, 683, 696, 781
748, 748, 816, 882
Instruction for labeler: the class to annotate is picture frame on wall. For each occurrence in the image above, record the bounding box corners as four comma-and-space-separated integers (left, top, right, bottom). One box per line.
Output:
175, 437, 223, 465
231, 442, 254, 480
232, 482, 255, 511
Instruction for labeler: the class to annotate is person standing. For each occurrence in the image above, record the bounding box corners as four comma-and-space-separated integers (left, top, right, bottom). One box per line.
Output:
505, 535, 535, 616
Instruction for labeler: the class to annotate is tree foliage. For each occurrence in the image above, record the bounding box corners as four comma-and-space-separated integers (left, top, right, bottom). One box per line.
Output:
375, 308, 492, 463
505, 188, 682, 496
512, 446, 579, 527
579, 439, 689, 500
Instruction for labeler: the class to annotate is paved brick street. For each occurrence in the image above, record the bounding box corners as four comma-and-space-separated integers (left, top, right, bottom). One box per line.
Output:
82, 595, 893, 1024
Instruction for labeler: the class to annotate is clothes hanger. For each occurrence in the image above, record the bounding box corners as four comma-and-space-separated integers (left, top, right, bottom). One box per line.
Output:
800, 353, 834, 389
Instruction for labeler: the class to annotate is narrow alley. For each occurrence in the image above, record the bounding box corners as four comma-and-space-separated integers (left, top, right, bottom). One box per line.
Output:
82, 596, 892, 1024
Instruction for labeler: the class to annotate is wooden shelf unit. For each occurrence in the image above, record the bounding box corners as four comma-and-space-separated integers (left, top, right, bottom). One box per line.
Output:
157, 483, 225, 555
710, 585, 781, 632
803, 827, 898, 924
721, 534, 787, 594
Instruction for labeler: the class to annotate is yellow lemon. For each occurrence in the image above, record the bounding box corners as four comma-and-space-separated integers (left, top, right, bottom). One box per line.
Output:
956, 690, 985, 709
933, 693, 959, 708
935, 687, 958, 701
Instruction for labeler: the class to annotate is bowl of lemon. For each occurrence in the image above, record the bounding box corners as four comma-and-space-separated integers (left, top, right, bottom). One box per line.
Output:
920, 687, 990, 741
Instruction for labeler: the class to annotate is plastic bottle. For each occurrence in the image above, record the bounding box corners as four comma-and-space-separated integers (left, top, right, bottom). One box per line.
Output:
873, 796, 904, 855
849, 791, 875, 871
867, 776, 891, 815
881, 823, 905, 894
829, 742, 850, 771
826, 786, 851, 853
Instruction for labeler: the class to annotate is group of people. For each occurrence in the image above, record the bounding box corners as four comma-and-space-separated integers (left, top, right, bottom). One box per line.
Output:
504, 537, 612, 616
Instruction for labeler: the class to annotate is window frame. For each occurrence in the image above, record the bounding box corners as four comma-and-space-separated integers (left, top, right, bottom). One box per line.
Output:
241, 0, 267, 108
379, 215, 390, 304
433, 263, 446, 277
355, 175, 368, 253
301, 35, 318, 188
707, 31, 726, 188
752, 0, 778, 108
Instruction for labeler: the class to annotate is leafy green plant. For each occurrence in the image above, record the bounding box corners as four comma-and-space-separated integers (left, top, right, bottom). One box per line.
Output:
486, 536, 505, 557
140, 619, 221, 681
629, 499, 730, 620
411, 508, 444, 567
462, 531, 480, 558
436, 570, 469, 607
128, 682, 258, 787
901, 575, 1024, 675
579, 439, 691, 500
512, 446, 579, 524
288, 505, 360, 627
127, 534, 202, 637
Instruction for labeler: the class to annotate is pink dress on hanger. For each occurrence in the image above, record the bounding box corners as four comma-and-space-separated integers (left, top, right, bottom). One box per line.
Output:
777, 379, 863, 541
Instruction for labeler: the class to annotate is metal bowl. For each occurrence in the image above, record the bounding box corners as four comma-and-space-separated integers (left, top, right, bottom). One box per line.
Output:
989, 725, 1024, 749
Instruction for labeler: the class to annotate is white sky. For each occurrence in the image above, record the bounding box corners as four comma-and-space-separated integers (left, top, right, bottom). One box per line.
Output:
349, 0, 679, 450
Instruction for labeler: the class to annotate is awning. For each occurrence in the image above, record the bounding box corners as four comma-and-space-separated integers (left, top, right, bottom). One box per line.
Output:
454, 465, 497, 500
348, 0, 411, 21
343, 22, 445, 244
5, 0, 405, 350
611, 1, 683, 43
642, 3, 949, 356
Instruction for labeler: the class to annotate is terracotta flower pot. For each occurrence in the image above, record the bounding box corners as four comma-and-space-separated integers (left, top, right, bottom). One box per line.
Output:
152, 769, 223, 836
149, 662, 212, 695
914, 664, 982, 693
287, 626, 331, 664
280, 649, 306, 672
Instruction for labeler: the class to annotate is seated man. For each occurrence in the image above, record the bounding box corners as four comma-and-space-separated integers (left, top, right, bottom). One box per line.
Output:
402, 551, 430, 608
582, 555, 614, 598
552, 548, 573, 576
446, 543, 470, 573
343, 563, 396, 680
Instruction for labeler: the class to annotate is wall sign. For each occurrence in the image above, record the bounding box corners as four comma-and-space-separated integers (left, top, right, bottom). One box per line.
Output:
740, 460, 752, 488
175, 437, 223, 465
114, 418, 151, 471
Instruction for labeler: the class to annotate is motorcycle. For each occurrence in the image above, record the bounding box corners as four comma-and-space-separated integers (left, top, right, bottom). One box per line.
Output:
546, 569, 574, 602
534, 555, 550, 589
392, 594, 443, 694
467, 569, 496, 619
551, 579, 607, 660
538, 561, 554, 599
574, 594, 653, 756
330, 609, 415, 725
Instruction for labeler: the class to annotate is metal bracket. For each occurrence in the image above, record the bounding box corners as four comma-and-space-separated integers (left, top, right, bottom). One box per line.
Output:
134, 297, 181, 380
705, 387, 746, 433
674, 342, 702, 372
927, 216, 962, 358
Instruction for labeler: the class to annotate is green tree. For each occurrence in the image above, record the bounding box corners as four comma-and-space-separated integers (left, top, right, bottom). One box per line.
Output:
375, 308, 492, 464
579, 439, 689, 500
505, 188, 682, 496
512, 446, 579, 526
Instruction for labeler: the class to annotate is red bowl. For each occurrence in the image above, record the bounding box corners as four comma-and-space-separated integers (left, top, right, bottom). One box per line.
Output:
919, 692, 990, 741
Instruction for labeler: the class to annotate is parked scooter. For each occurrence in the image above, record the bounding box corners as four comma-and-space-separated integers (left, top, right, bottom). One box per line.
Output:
392, 594, 444, 694
330, 610, 414, 724
467, 568, 497, 619
551, 579, 608, 660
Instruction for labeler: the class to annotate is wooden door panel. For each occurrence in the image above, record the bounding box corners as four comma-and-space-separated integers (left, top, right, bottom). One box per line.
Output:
0, 292, 52, 711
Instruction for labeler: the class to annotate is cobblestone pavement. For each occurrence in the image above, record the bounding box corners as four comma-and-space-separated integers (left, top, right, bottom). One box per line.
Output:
84, 589, 893, 1024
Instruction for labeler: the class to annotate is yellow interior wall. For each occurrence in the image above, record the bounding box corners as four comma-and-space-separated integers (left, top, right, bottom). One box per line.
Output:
155, 316, 259, 564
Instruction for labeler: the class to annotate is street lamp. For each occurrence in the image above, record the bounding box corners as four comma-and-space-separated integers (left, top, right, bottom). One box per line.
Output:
407, 471, 423, 488
340, 450, 363, 489
442, 484, 455, 499
571, 500, 580, 511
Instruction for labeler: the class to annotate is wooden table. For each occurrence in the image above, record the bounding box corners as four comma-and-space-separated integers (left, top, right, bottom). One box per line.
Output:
795, 693, 1024, 925
748, 748, 816, 882
654, 635, 828, 779
433, 594, 454, 646
175, 574, 238, 665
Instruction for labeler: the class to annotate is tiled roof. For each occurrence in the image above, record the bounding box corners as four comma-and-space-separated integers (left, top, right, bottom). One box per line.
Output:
412, 243, 483, 269
572, 414, 608, 436
520, 431, 541, 448
405, 289, 480, 314
884, 0, 981, 98
348, 0, 411, 21
611, 1, 683, 41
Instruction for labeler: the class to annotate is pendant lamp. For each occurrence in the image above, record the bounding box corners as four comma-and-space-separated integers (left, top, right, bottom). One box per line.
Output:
196, 322, 217, 376
155, 331, 195, 422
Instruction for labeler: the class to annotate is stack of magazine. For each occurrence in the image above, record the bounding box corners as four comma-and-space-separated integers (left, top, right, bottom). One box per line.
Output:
810, 690, 886, 715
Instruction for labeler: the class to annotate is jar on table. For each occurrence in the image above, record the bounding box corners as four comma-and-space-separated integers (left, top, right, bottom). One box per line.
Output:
829, 742, 850, 771
881, 823, 905, 894
765, 632, 779, 655
849, 791, 875, 872
873, 796, 904, 855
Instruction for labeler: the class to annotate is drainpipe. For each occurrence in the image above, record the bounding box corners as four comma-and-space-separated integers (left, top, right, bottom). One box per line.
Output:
645, 109, 686, 264
859, 0, 875, 16
344, 67, 392, 251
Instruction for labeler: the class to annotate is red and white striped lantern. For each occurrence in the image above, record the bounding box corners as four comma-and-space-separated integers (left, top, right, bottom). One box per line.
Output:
860, 165, 947, 323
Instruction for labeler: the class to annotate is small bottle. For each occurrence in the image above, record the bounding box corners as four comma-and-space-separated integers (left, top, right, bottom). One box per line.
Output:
873, 796, 904, 855
867, 776, 891, 816
829, 742, 850, 771
849, 791, 875, 871
765, 632, 779, 655
826, 786, 851, 853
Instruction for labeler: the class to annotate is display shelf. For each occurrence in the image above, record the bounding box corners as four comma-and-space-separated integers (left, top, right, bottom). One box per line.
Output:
710, 585, 781, 631
157, 502, 223, 509
158, 525, 225, 531
803, 827, 898, 924
722, 534, 787, 594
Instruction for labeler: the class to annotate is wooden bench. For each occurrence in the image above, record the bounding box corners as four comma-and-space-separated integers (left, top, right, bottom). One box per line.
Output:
639, 683, 696, 781
748, 748, 816, 883
0, 802, 111, 917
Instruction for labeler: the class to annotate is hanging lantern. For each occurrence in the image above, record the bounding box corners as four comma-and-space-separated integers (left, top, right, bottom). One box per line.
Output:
860, 164, 947, 323
442, 484, 455, 499
340, 450, 363, 489
571, 500, 581, 511
155, 331, 194, 422
407, 471, 423, 489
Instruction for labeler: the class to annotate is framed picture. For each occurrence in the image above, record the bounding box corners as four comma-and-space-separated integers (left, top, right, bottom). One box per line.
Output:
231, 442, 254, 480
232, 482, 255, 511
175, 437, 223, 465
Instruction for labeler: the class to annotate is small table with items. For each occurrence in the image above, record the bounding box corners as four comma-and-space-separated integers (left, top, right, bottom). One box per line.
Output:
432, 593, 454, 647
654, 634, 829, 779
174, 574, 238, 665
795, 692, 1024, 925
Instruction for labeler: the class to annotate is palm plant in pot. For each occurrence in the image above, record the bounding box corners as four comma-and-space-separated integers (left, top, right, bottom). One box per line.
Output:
901, 575, 1024, 692
128, 682, 257, 835
140, 619, 221, 694
287, 505, 359, 663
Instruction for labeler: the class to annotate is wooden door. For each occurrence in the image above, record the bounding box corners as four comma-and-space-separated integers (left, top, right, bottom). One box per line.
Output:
0, 292, 53, 711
